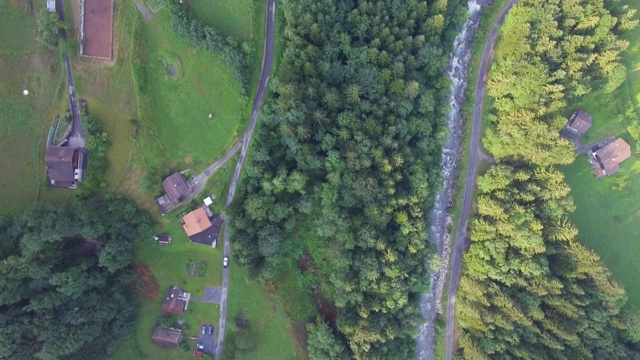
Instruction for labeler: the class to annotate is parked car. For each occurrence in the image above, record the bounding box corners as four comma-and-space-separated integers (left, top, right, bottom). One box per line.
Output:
208, 325, 214, 335
196, 343, 205, 350
223, 256, 229, 268
201, 325, 206, 335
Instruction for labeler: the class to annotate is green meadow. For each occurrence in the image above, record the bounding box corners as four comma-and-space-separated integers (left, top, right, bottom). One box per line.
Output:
0, 1, 64, 213
561, 0, 640, 309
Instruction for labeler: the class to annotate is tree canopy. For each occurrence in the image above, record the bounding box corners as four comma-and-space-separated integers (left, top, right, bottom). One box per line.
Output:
230, 0, 468, 356
36, 9, 66, 49
0, 195, 153, 360
457, 0, 640, 358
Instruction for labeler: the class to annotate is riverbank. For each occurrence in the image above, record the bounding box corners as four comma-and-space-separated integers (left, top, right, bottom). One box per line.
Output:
417, 1, 485, 359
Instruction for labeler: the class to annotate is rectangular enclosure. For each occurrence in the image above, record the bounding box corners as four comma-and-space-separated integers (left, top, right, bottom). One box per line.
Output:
80, 0, 114, 59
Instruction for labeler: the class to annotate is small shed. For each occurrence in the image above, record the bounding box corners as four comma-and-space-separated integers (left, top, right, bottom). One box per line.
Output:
156, 234, 171, 245
203, 196, 213, 206
567, 110, 593, 135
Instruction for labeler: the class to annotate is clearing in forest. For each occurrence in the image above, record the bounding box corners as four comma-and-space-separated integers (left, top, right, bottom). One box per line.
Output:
561, 0, 640, 309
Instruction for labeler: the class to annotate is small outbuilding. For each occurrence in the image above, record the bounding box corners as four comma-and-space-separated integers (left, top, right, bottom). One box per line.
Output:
163, 285, 191, 315
592, 138, 631, 176
151, 326, 183, 348
154, 234, 172, 245
567, 110, 593, 135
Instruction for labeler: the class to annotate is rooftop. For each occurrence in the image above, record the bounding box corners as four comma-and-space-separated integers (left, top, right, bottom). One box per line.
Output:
189, 214, 223, 247
162, 173, 190, 203
163, 285, 188, 314
182, 208, 212, 237
151, 326, 182, 348
568, 110, 593, 135
594, 138, 631, 175
44, 146, 87, 188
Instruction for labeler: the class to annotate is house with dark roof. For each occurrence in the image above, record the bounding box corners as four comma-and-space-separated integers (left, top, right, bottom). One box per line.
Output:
44, 146, 87, 189
151, 326, 183, 348
592, 138, 631, 176
181, 208, 223, 247
157, 173, 193, 214
163, 285, 191, 315
567, 110, 593, 135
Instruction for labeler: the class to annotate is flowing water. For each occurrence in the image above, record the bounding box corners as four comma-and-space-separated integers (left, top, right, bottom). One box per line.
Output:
416, 1, 485, 359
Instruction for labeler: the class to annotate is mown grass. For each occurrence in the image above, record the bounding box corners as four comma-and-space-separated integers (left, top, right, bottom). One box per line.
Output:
0, 1, 39, 53
0, 1, 64, 214
561, 0, 640, 309
138, 9, 247, 172
190, 0, 255, 42
110, 220, 223, 359
225, 260, 298, 360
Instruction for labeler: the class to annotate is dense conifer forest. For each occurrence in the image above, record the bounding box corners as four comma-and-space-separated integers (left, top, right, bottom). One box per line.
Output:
230, 0, 468, 356
0, 196, 153, 360
457, 0, 640, 358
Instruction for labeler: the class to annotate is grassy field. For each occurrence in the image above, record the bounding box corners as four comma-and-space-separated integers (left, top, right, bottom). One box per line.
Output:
110, 220, 223, 359
560, 0, 640, 309
138, 9, 247, 172
225, 261, 298, 360
190, 0, 255, 42
0, 1, 65, 214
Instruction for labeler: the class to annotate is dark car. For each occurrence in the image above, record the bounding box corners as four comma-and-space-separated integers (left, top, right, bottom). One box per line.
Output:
208, 325, 214, 335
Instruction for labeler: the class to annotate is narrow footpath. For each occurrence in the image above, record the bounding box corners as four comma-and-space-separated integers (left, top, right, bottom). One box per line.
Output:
444, 1, 520, 359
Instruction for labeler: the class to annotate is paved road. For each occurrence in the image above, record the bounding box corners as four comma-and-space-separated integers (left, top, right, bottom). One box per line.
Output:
215, 223, 231, 360
226, 0, 276, 206
187, 140, 242, 201
444, 1, 519, 359
216, 0, 277, 358
57, 0, 85, 148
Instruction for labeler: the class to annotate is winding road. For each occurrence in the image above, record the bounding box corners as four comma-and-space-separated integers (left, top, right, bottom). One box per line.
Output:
443, 0, 519, 359
226, 0, 276, 207
216, 0, 276, 358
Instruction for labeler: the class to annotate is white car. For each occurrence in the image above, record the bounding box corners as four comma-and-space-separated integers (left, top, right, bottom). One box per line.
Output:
223, 256, 229, 268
